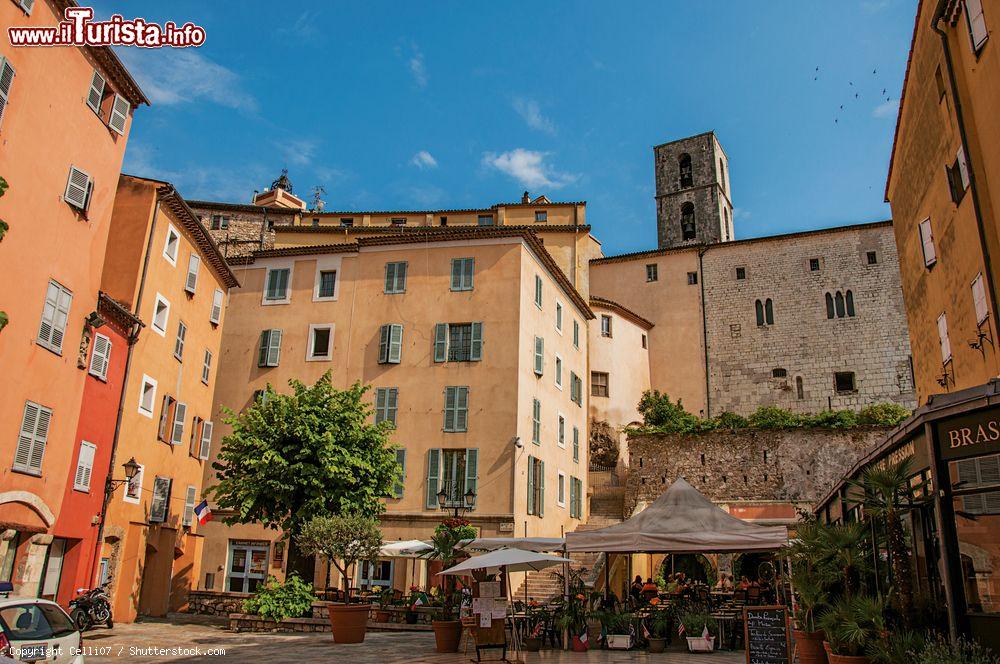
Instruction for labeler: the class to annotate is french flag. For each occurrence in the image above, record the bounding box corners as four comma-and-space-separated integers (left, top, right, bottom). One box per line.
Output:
194, 500, 213, 525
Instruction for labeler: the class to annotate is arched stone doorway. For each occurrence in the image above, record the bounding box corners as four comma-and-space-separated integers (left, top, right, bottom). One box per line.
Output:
732, 552, 776, 583
658, 553, 717, 585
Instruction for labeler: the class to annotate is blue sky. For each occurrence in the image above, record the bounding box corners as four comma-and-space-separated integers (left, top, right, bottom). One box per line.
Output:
103, 0, 917, 256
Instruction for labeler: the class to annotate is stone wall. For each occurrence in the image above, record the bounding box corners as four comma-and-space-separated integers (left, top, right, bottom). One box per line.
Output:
624, 426, 894, 515
187, 205, 298, 258
185, 590, 250, 616
701, 222, 916, 416
653, 132, 730, 249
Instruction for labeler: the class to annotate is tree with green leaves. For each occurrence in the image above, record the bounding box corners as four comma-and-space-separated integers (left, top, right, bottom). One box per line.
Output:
209, 373, 399, 579
298, 514, 382, 594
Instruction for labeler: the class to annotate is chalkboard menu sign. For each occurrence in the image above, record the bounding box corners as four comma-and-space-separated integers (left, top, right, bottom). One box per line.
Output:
743, 605, 790, 664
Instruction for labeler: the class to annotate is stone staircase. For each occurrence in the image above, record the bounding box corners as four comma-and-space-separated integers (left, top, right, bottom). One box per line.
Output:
514, 479, 625, 603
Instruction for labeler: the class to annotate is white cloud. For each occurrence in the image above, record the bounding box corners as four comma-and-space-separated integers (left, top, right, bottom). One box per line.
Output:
272, 138, 319, 168
481, 149, 578, 190
407, 45, 428, 88
123, 142, 268, 202
733, 207, 752, 220
872, 99, 899, 119
116, 48, 257, 112
512, 97, 555, 134
410, 150, 438, 169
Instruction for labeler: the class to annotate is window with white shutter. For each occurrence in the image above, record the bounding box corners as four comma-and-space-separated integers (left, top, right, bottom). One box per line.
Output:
375, 388, 398, 426
202, 349, 212, 384
210, 289, 224, 324
37, 280, 73, 354
532, 399, 541, 445
384, 262, 408, 294
533, 336, 544, 375
88, 333, 112, 380
13, 401, 52, 475
170, 402, 187, 445
919, 219, 937, 267
107, 94, 130, 135
957, 146, 971, 191
73, 441, 96, 492
163, 226, 180, 265
63, 166, 93, 211
450, 258, 474, 291
0, 57, 15, 130
157, 394, 175, 441
182, 485, 197, 526
198, 420, 213, 460
174, 320, 187, 361
972, 273, 989, 325
86, 70, 105, 115
16, 0, 34, 15
185, 254, 201, 294
149, 477, 172, 523
258, 329, 282, 367
938, 312, 952, 363
264, 267, 291, 302
966, 0, 989, 52
378, 324, 403, 364
534, 275, 543, 309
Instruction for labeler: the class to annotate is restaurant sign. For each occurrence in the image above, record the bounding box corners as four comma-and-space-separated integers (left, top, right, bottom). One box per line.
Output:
936, 406, 1000, 461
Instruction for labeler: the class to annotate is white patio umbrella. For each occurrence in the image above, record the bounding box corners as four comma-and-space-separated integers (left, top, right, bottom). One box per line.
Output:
379, 540, 433, 557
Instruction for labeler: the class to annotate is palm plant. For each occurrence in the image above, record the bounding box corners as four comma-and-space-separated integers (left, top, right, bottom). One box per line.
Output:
814, 521, 873, 598
849, 458, 916, 626
817, 595, 886, 657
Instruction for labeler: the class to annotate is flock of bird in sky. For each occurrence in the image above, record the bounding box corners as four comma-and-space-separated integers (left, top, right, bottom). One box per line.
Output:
814, 65, 896, 124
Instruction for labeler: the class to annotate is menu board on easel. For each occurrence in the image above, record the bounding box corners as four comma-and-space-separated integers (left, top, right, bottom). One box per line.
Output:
743, 605, 790, 664
471, 573, 507, 658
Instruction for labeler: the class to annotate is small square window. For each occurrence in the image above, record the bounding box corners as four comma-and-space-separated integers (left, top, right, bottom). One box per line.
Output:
390, 217, 406, 226
641, 334, 647, 349
535, 210, 547, 223
646, 264, 658, 282
478, 215, 494, 226
687, 271, 698, 285
317, 270, 337, 299
308, 324, 334, 361
735, 267, 746, 280
834, 371, 856, 393
809, 258, 820, 272
340, 218, 354, 227
151, 294, 170, 336
311, 218, 320, 227
866, 251, 878, 265
591, 371, 609, 398
772, 368, 787, 378
439, 216, 448, 226
138, 375, 157, 417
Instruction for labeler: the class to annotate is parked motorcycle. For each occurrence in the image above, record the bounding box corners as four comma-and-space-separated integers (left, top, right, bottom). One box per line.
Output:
69, 582, 113, 631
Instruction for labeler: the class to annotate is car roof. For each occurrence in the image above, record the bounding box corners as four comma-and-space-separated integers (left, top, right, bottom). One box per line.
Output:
0, 597, 64, 609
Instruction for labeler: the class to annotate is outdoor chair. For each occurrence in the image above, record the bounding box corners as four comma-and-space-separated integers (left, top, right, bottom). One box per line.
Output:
733, 588, 748, 604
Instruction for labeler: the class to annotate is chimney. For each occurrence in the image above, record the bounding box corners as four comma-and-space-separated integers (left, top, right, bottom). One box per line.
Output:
521, 191, 530, 204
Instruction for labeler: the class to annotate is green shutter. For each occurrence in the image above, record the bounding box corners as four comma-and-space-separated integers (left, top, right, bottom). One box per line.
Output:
434, 323, 448, 362
389, 324, 403, 363
444, 387, 456, 431
539, 460, 545, 517
267, 330, 282, 366
426, 449, 440, 508
394, 449, 406, 498
456, 387, 468, 431
258, 331, 269, 367
387, 388, 398, 425
375, 388, 387, 423
470, 323, 483, 361
384, 263, 395, 293
398, 262, 408, 291
463, 258, 474, 290
527, 456, 535, 516
534, 336, 544, 375
379, 324, 389, 363
450, 259, 461, 291
464, 448, 478, 503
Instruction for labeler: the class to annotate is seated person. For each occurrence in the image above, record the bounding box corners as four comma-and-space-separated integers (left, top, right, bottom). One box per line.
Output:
630, 575, 644, 601
715, 573, 733, 590
640, 577, 659, 600
738, 575, 751, 590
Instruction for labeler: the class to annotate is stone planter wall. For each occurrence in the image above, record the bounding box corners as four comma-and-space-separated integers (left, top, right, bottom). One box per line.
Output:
230, 613, 330, 633
185, 590, 251, 616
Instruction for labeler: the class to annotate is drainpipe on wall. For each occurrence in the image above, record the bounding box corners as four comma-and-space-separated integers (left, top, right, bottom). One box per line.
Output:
90, 197, 159, 587
698, 246, 711, 418
932, 5, 1000, 355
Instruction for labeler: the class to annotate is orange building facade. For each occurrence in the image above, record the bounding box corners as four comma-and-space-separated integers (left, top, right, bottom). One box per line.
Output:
97, 176, 239, 622
0, 0, 146, 602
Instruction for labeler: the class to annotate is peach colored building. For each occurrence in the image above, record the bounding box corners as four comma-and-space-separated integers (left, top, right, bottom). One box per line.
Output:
197, 228, 592, 593
0, 0, 146, 598
97, 176, 239, 622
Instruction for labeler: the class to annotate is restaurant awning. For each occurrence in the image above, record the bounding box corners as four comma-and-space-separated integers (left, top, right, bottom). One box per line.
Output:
439, 548, 573, 575
565, 478, 788, 553
458, 537, 565, 553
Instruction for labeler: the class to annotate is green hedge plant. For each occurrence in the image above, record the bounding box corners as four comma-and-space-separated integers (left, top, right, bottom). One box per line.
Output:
242, 574, 315, 622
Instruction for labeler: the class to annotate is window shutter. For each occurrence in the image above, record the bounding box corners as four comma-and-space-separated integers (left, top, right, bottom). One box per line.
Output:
464, 258, 474, 289
86, 70, 105, 114
538, 460, 545, 517
171, 402, 187, 445
63, 166, 92, 210
157, 396, 173, 440
88, 333, 112, 380
398, 262, 407, 291
183, 486, 197, 526
532, 399, 541, 444
569, 477, 577, 518
74, 441, 96, 492
38, 280, 72, 352
185, 254, 201, 293
938, 313, 952, 363
378, 324, 390, 363
267, 329, 282, 366
199, 420, 213, 460
957, 146, 971, 190
527, 457, 536, 515
464, 448, 478, 501
967, 0, 988, 50
426, 449, 441, 508
108, 94, 130, 135
919, 219, 937, 266
394, 449, 406, 498
258, 331, 269, 366
973, 274, 989, 324
470, 322, 483, 361
15, 402, 49, 473
434, 323, 449, 362
384, 263, 395, 292
444, 387, 456, 431
18, 0, 35, 15
0, 57, 14, 129
387, 388, 398, 424
211, 289, 224, 324
456, 387, 468, 431
375, 388, 387, 422
389, 324, 403, 363
534, 336, 544, 375
573, 426, 580, 462
149, 477, 172, 523
451, 259, 462, 290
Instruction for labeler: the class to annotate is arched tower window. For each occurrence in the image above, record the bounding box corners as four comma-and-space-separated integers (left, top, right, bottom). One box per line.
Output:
835, 291, 846, 318
719, 158, 726, 191
796, 376, 804, 400
825, 292, 835, 319
755, 300, 765, 327
680, 202, 696, 240
764, 298, 774, 325
679, 153, 693, 188
723, 208, 730, 241
846, 290, 856, 317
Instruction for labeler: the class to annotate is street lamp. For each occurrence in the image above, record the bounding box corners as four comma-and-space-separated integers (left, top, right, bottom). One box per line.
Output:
106, 457, 141, 494
436, 485, 477, 518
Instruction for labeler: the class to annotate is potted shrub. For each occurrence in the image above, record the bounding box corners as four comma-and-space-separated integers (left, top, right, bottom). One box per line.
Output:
680, 613, 717, 652
554, 593, 591, 652
645, 600, 673, 653
789, 521, 831, 664
373, 588, 394, 623
523, 604, 546, 652
424, 518, 476, 653
818, 596, 885, 664
600, 609, 634, 650
241, 574, 315, 624
297, 514, 382, 644
404, 586, 425, 624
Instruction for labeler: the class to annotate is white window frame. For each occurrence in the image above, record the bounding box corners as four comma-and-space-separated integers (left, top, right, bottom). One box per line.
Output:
202, 349, 212, 385
163, 224, 180, 266
107, 93, 129, 136
534, 275, 543, 309
122, 463, 145, 504
138, 374, 157, 417
185, 253, 201, 294
174, 320, 187, 361
557, 470, 567, 507
557, 413, 566, 448
919, 218, 937, 268
210, 288, 224, 324
533, 336, 544, 376
263, 266, 293, 305
554, 354, 563, 390
313, 267, 339, 302
73, 441, 97, 492
88, 332, 112, 381
307, 323, 335, 361
151, 293, 170, 336
973, 273, 990, 325
384, 261, 408, 294
573, 320, 580, 349
555, 301, 564, 334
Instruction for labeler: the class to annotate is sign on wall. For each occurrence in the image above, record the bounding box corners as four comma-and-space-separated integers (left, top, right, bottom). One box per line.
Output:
936, 406, 1000, 461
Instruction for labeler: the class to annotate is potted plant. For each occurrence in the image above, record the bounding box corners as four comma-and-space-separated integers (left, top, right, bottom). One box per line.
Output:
601, 609, 634, 650
645, 600, 673, 653
818, 596, 886, 664
524, 604, 546, 652
297, 514, 382, 644
789, 520, 831, 664
404, 586, 425, 624
680, 613, 717, 652
554, 593, 591, 652
373, 587, 394, 623
241, 574, 315, 623
424, 517, 476, 653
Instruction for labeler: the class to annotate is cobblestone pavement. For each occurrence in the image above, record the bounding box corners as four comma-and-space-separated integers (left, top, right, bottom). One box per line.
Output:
82, 616, 745, 664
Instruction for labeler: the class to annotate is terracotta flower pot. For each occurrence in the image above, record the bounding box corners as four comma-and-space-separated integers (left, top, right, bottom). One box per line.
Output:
823, 641, 870, 664
328, 603, 371, 644
793, 629, 828, 664
524, 636, 542, 652
374, 610, 391, 623
432, 620, 463, 653
571, 635, 589, 652
648, 637, 667, 653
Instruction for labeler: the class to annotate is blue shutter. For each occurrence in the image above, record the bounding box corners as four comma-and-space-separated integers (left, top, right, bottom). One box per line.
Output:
470, 323, 483, 361
389, 324, 403, 363
434, 323, 449, 362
